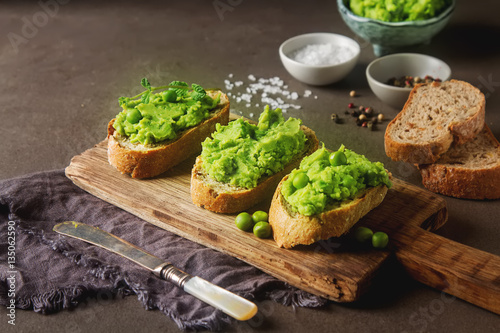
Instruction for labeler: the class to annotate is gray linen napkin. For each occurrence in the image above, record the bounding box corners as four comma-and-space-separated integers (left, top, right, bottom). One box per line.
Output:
0, 170, 326, 330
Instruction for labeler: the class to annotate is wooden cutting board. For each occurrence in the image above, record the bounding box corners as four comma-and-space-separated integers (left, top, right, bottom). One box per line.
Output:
65, 140, 500, 314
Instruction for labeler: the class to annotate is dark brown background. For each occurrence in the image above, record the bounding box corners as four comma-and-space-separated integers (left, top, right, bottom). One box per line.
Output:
1, 0, 499, 332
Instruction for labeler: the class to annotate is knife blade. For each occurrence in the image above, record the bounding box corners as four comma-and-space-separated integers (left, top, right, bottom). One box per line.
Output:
53, 221, 258, 321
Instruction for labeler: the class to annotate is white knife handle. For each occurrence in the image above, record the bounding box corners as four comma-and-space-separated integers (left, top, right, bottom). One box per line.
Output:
183, 276, 258, 321
154, 263, 258, 321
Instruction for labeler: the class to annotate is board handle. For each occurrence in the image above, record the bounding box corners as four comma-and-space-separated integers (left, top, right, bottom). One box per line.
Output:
393, 225, 500, 315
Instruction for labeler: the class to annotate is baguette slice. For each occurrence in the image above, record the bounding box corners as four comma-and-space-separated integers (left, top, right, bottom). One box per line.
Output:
107, 90, 230, 178
269, 175, 389, 249
418, 124, 500, 199
385, 80, 485, 164
190, 126, 319, 214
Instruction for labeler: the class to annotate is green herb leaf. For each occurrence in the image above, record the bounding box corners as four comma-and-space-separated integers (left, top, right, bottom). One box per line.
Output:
141, 78, 152, 91
169, 81, 189, 97
191, 83, 207, 101
118, 96, 128, 106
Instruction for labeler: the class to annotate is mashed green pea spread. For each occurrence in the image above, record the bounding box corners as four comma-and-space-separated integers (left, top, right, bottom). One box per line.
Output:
113, 79, 220, 145
350, 0, 452, 22
201, 106, 306, 189
282, 145, 392, 216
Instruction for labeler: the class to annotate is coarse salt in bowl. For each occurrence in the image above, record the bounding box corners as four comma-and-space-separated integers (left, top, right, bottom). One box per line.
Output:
279, 32, 360, 85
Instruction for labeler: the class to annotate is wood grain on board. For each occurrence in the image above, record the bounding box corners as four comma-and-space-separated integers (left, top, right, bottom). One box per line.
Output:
65, 138, 500, 314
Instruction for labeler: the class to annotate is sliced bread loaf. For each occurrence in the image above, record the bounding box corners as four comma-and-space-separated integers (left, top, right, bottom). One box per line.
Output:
385, 80, 485, 164
418, 124, 500, 199
190, 125, 319, 214
107, 90, 230, 178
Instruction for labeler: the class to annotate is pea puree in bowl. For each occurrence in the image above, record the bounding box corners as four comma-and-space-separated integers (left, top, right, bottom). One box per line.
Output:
282, 145, 392, 216
200, 106, 307, 189
113, 79, 221, 145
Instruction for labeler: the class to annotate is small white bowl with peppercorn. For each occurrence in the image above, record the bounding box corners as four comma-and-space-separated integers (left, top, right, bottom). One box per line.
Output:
366, 53, 451, 109
279, 32, 360, 85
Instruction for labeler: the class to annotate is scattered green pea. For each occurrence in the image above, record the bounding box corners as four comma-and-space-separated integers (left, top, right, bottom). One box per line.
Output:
252, 210, 268, 223
126, 109, 142, 124
292, 172, 309, 189
372, 231, 389, 249
253, 221, 272, 239
164, 89, 178, 103
354, 226, 373, 243
235, 212, 253, 231
329, 151, 347, 166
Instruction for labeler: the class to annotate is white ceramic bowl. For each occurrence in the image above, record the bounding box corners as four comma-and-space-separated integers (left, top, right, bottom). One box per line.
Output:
366, 53, 451, 109
279, 33, 360, 86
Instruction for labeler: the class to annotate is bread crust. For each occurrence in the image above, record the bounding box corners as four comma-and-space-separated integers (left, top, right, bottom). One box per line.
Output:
385, 80, 485, 164
107, 91, 230, 179
418, 124, 500, 200
269, 175, 389, 249
190, 126, 319, 214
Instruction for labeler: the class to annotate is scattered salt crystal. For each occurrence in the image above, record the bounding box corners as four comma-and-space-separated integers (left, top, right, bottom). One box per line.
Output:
290, 44, 355, 66
222, 74, 316, 111
228, 73, 234, 78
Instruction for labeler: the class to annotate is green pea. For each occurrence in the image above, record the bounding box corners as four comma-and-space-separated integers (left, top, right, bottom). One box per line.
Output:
164, 89, 178, 103
372, 231, 389, 249
235, 212, 253, 231
126, 109, 142, 124
329, 151, 347, 166
292, 172, 309, 189
253, 222, 272, 239
252, 210, 268, 223
354, 226, 373, 243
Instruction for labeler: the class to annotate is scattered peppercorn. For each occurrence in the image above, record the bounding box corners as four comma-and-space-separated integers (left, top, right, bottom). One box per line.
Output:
349, 90, 356, 97
386, 75, 441, 88
332, 99, 389, 131
331, 113, 341, 123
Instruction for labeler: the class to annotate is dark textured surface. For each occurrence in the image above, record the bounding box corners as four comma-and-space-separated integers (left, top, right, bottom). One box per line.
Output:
0, 170, 324, 331
1, 0, 499, 332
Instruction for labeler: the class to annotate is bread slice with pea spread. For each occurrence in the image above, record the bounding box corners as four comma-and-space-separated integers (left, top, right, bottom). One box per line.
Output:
384, 80, 485, 164
417, 124, 500, 199
190, 112, 319, 214
268, 147, 391, 249
107, 89, 230, 179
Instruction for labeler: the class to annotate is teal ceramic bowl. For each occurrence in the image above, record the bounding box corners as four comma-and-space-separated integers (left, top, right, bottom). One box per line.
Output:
337, 0, 455, 56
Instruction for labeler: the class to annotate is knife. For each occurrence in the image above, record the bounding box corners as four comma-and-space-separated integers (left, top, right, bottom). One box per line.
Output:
53, 221, 258, 321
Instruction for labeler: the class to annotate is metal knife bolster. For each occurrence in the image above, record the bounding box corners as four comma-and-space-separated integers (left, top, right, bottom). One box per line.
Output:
153, 263, 192, 288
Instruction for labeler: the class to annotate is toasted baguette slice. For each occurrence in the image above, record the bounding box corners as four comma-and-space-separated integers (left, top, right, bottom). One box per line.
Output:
418, 124, 500, 199
107, 90, 230, 178
385, 80, 485, 164
190, 126, 319, 214
269, 175, 389, 248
